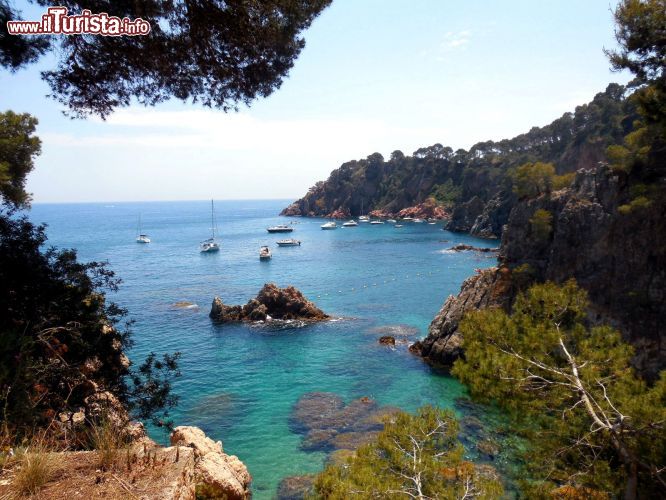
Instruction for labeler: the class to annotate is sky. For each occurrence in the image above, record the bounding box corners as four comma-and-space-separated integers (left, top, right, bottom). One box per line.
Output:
1, 0, 632, 203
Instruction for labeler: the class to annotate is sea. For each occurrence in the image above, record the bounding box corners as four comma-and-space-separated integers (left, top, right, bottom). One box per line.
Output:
28, 199, 499, 498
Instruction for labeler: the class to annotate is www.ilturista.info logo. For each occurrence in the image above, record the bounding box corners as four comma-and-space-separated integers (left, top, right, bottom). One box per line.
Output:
6, 6, 151, 36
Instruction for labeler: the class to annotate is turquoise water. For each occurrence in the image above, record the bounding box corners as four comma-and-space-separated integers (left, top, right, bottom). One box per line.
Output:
28, 200, 497, 498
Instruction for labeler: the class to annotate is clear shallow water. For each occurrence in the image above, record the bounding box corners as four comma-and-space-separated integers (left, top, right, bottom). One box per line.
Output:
28, 200, 497, 498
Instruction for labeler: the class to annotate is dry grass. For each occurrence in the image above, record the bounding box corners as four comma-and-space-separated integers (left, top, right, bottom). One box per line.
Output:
10, 438, 57, 497
87, 419, 128, 471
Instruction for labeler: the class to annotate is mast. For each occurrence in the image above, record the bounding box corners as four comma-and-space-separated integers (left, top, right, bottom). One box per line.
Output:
136, 214, 141, 237
211, 199, 216, 240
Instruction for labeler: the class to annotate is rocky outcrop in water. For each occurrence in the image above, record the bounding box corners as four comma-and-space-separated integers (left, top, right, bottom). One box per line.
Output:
209, 283, 329, 323
415, 165, 666, 378
449, 244, 499, 253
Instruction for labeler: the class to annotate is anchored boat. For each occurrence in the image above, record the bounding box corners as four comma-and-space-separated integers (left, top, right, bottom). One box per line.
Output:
259, 246, 272, 260
267, 225, 294, 233
276, 239, 301, 247
200, 200, 220, 253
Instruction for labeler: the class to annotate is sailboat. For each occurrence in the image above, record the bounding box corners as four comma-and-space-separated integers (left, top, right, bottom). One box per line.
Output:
136, 214, 150, 243
200, 199, 220, 253
359, 199, 370, 222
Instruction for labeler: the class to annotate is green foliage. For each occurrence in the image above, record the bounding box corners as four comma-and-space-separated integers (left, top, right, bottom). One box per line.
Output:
1, 1, 331, 117
618, 195, 653, 214
431, 179, 462, 207
312, 406, 502, 499
511, 162, 556, 199
452, 281, 666, 498
529, 209, 553, 240
552, 172, 575, 190
0, 110, 41, 208
607, 0, 665, 87
0, 213, 180, 438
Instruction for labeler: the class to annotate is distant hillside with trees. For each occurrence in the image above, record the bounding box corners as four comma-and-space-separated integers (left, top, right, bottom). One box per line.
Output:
282, 83, 638, 237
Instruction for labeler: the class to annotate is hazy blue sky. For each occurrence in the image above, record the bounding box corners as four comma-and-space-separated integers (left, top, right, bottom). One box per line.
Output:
2, 0, 631, 203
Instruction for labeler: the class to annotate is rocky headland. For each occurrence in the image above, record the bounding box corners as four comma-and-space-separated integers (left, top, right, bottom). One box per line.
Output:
413, 165, 666, 379
280, 85, 629, 239
209, 283, 329, 323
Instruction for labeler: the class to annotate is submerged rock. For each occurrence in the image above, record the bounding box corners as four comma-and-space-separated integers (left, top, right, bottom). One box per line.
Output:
210, 283, 329, 323
276, 474, 316, 500
290, 392, 398, 454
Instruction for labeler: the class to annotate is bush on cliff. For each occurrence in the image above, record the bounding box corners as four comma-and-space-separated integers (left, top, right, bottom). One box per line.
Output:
0, 213, 181, 439
452, 281, 666, 499
312, 406, 502, 499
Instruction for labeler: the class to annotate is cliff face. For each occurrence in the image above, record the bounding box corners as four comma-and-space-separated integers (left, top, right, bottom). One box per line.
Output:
416, 165, 666, 378
501, 165, 665, 376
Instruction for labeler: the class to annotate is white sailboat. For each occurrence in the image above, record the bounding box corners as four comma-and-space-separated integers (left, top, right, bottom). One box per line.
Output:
136, 214, 150, 243
200, 199, 220, 253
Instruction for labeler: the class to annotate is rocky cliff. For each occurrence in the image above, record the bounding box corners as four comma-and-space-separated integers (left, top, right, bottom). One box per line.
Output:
415, 165, 666, 378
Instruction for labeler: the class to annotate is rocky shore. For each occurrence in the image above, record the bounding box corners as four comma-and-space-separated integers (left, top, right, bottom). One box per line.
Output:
282, 199, 448, 220
210, 283, 329, 323
0, 425, 251, 499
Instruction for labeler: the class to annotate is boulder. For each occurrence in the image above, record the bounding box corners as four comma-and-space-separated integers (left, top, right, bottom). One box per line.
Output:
171, 425, 251, 500
378, 335, 396, 345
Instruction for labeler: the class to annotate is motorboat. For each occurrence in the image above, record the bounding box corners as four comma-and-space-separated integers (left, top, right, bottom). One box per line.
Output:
387, 219, 397, 223
276, 239, 301, 246
394, 224, 403, 228
321, 221, 337, 230
342, 220, 358, 227
413, 218, 424, 223
200, 200, 220, 253
259, 246, 272, 260
402, 216, 414, 221
370, 220, 385, 225
267, 225, 294, 233
359, 215, 370, 222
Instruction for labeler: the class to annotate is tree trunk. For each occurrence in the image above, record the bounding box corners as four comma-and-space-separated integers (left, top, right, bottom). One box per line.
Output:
624, 462, 637, 500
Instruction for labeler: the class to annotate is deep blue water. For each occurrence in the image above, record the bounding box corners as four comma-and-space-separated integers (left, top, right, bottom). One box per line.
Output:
28, 200, 497, 498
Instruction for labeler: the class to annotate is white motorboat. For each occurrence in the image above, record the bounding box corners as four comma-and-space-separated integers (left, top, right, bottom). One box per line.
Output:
259, 246, 272, 260
413, 218, 424, 223
267, 225, 294, 233
428, 221, 437, 225
387, 219, 397, 223
200, 200, 220, 253
321, 221, 337, 230
394, 224, 403, 228
359, 216, 370, 223
403, 216, 414, 221
370, 220, 384, 225
342, 220, 358, 227
135, 214, 151, 243
276, 239, 301, 246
